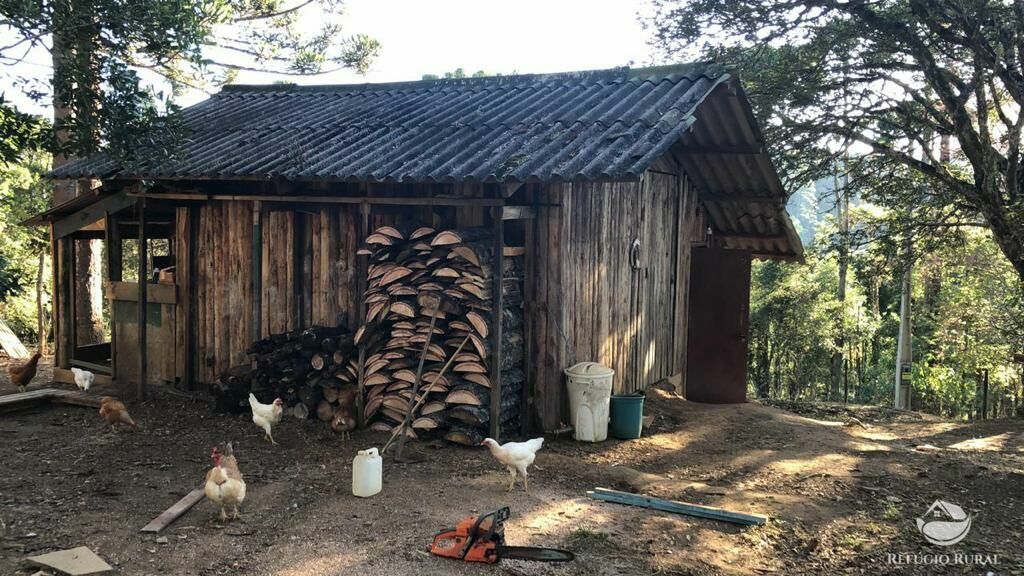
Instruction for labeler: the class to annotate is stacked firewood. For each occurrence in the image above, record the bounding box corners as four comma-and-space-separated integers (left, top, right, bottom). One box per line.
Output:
356, 225, 523, 444
211, 365, 254, 415
494, 254, 526, 436
244, 325, 360, 432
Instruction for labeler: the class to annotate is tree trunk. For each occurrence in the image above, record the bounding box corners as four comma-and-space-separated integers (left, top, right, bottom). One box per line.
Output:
830, 161, 848, 402
75, 241, 105, 345
51, 0, 106, 349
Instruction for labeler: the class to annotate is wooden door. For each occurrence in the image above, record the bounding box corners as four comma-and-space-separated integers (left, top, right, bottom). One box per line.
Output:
685, 248, 752, 403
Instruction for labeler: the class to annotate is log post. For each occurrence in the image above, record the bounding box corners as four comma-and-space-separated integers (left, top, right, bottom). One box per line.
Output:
105, 212, 120, 380
184, 205, 199, 390
137, 197, 148, 400
355, 201, 370, 428
489, 204, 504, 440
521, 189, 535, 435
251, 201, 262, 352
54, 225, 74, 369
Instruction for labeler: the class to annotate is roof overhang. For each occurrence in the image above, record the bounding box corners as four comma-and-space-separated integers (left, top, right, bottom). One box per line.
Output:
669, 80, 804, 261
23, 187, 136, 240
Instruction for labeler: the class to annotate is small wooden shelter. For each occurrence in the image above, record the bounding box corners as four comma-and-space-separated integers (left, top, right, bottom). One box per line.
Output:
30, 63, 802, 434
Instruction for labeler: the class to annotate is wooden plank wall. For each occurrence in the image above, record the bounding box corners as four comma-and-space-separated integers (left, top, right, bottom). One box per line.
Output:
529, 161, 704, 430
528, 183, 568, 432
673, 174, 705, 388
187, 187, 490, 386
310, 206, 360, 330
191, 201, 373, 384
195, 201, 253, 383
550, 178, 672, 396
634, 170, 682, 388
261, 209, 296, 337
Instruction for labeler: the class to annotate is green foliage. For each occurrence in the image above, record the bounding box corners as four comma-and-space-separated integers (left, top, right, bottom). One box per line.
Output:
647, 0, 1024, 280
0, 253, 28, 302
1, 0, 379, 160
0, 149, 52, 339
749, 222, 1024, 418
421, 68, 490, 81
750, 255, 850, 399
0, 99, 48, 164
911, 231, 1024, 417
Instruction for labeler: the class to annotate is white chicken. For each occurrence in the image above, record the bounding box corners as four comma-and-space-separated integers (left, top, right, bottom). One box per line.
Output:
71, 367, 95, 391
204, 443, 246, 521
480, 437, 544, 492
248, 393, 283, 444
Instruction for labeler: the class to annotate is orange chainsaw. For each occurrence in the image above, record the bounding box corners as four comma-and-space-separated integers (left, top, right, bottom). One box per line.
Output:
429, 507, 574, 564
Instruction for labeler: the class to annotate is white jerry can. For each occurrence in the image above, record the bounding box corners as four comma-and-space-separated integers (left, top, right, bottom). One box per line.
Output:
564, 362, 615, 442
352, 447, 382, 497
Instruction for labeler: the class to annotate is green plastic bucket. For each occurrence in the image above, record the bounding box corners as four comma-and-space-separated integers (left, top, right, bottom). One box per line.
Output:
609, 394, 645, 439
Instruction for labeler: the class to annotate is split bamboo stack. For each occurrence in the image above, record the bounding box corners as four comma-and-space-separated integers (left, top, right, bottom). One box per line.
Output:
356, 225, 524, 444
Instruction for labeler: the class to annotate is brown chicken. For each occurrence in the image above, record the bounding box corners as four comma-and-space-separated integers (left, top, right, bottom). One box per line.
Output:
7, 352, 42, 393
331, 389, 357, 440
98, 396, 137, 431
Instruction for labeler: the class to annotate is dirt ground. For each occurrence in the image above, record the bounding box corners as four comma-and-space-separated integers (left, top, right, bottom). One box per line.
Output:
0, 357, 1021, 575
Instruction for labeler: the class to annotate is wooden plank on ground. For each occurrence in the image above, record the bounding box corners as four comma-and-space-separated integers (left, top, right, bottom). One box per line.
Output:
0, 389, 55, 411
0, 387, 108, 413
49, 389, 105, 408
0, 317, 30, 358
587, 487, 767, 526
26, 546, 113, 575
140, 488, 206, 533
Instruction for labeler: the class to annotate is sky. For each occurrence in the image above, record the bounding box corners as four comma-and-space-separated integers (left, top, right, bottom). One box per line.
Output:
3, 0, 658, 117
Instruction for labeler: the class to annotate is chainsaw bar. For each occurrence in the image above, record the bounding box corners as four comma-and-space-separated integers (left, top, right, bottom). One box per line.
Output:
499, 546, 575, 562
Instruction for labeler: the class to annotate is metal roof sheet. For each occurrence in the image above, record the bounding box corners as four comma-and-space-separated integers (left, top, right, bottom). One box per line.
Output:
50, 64, 729, 183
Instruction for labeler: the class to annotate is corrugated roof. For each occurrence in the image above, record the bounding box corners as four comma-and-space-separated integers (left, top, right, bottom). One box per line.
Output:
50, 64, 730, 183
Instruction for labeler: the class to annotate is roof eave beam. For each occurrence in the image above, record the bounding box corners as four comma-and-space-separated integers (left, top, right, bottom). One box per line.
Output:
52, 190, 137, 240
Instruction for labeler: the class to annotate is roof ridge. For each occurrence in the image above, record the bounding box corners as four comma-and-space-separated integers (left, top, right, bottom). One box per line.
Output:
218, 62, 721, 95
189, 114, 691, 131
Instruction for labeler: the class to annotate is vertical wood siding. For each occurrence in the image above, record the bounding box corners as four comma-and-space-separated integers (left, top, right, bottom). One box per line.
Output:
530, 164, 703, 430
310, 206, 360, 330
195, 201, 252, 383
191, 201, 363, 383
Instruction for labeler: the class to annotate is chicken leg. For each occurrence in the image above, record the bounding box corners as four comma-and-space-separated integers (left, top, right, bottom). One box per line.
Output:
506, 467, 517, 492
258, 421, 277, 445
516, 464, 530, 493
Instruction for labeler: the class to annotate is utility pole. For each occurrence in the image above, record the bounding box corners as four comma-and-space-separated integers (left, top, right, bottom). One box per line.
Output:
980, 368, 989, 420
831, 159, 849, 402
894, 238, 912, 410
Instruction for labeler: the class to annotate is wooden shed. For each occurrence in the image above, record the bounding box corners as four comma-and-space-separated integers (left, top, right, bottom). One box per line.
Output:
32, 63, 802, 435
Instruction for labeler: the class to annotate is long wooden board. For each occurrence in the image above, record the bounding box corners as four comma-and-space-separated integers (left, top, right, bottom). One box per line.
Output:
54, 368, 113, 388
49, 389, 105, 408
140, 488, 206, 533
0, 388, 106, 413
587, 487, 767, 526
